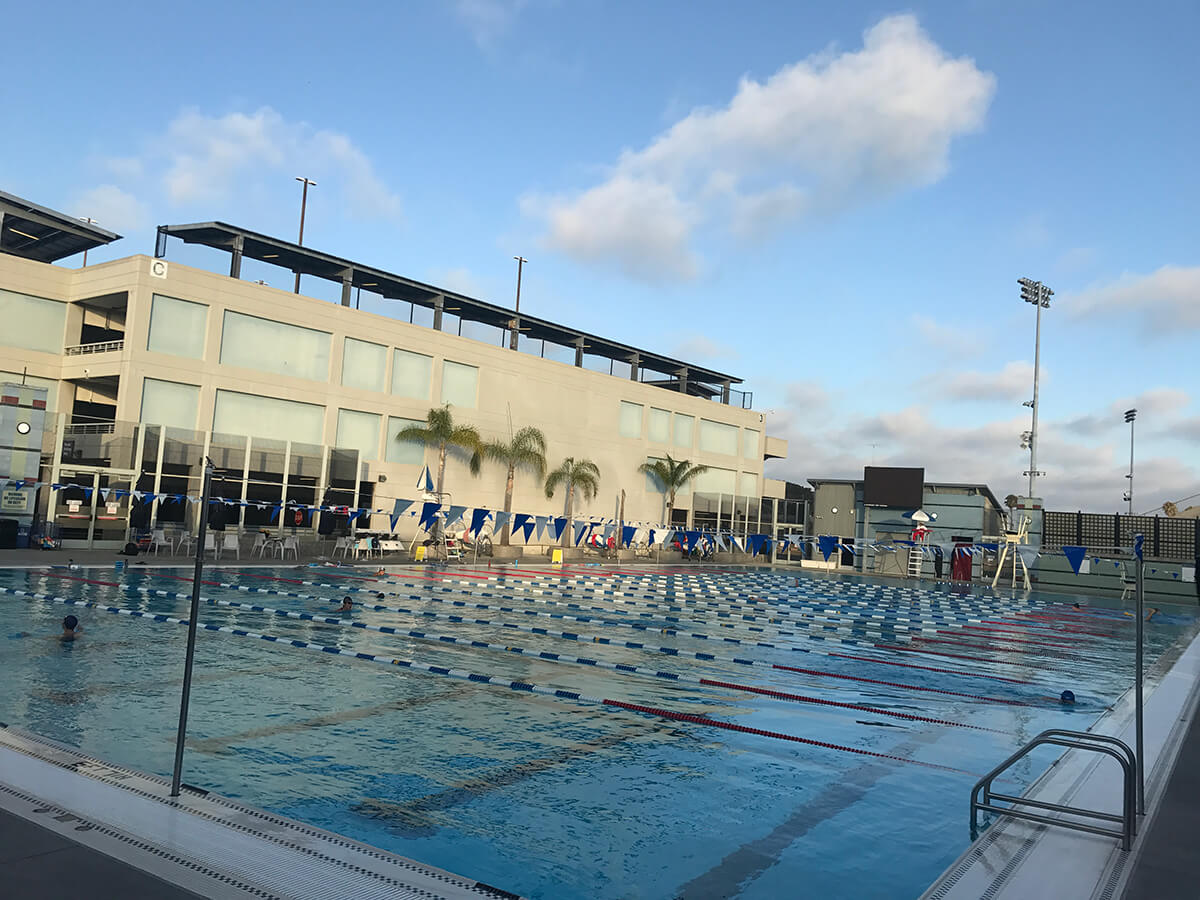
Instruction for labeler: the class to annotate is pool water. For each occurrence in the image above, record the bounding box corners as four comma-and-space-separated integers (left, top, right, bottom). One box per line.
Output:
0, 564, 1190, 899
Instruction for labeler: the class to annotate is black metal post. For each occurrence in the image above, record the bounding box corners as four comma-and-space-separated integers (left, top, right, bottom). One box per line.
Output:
171, 458, 213, 797
1134, 534, 1145, 815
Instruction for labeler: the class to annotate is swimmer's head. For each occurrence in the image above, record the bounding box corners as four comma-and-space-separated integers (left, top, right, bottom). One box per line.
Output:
1060, 690, 1076, 705
63, 615, 79, 631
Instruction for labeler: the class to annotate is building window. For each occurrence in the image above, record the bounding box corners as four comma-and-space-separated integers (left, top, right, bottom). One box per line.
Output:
673, 413, 694, 449
336, 409, 382, 461
441, 360, 479, 408
619, 401, 643, 438
385, 417, 425, 465
147, 294, 207, 359
648, 408, 670, 443
738, 472, 759, 497
699, 419, 738, 455
693, 467, 737, 495
212, 390, 325, 445
0, 290, 66, 354
341, 337, 388, 392
141, 378, 199, 430
743, 428, 760, 459
392, 349, 432, 401
220, 311, 330, 381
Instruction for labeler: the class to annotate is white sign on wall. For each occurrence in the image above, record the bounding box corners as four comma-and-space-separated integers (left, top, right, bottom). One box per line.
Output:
106, 503, 119, 515
1184, 567, 1196, 584
67, 500, 82, 513
1, 491, 29, 513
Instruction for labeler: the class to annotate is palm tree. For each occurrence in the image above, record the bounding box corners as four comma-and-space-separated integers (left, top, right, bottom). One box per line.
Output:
638, 454, 709, 526
482, 426, 547, 546
544, 457, 600, 547
395, 405, 482, 538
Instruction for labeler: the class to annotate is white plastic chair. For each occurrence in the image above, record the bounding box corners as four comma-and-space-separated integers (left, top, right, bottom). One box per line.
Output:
149, 529, 169, 556
332, 536, 351, 558
221, 533, 240, 560
281, 535, 299, 560
250, 533, 267, 558
176, 532, 196, 557
203, 532, 216, 558
353, 537, 374, 559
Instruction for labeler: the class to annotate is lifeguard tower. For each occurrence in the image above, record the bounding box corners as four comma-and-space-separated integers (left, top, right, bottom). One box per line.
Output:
991, 514, 1033, 590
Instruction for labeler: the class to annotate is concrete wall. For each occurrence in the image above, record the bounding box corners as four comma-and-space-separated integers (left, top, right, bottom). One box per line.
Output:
0, 253, 785, 525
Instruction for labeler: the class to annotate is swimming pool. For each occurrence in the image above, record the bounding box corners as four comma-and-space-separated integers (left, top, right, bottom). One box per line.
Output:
0, 563, 1191, 899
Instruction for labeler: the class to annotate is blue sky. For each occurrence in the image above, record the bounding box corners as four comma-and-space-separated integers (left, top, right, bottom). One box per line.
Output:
3, 0, 1198, 512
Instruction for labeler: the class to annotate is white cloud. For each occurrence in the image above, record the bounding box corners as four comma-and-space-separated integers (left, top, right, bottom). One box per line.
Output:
81, 107, 402, 232
671, 333, 739, 361
912, 314, 976, 357
763, 391, 1199, 513
526, 14, 995, 281
1059, 388, 1191, 438
453, 0, 527, 48
434, 267, 484, 297
1066, 265, 1200, 332
154, 108, 401, 221
938, 361, 1034, 402
71, 184, 150, 233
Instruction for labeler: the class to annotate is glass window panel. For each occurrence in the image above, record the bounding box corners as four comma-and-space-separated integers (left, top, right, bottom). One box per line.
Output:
648, 408, 670, 443
440, 360, 479, 408
619, 401, 643, 438
336, 409, 382, 461
698, 419, 738, 455
220, 310, 330, 381
693, 467, 736, 495
212, 390, 325, 444
673, 414, 694, 448
0, 290, 66, 353
140, 378, 199, 430
738, 472, 759, 497
147, 294, 207, 358
386, 417, 425, 464
391, 349, 432, 400
341, 337, 388, 392
743, 428, 760, 459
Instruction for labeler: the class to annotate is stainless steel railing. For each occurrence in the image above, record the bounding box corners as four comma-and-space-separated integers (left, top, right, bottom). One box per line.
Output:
970, 729, 1137, 851
64, 339, 124, 355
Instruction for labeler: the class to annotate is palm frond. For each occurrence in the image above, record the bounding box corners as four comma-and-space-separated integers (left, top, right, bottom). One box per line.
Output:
544, 467, 568, 499
395, 424, 433, 445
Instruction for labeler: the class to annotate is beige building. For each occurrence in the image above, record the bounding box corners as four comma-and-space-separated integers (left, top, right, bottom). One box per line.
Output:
0, 194, 787, 549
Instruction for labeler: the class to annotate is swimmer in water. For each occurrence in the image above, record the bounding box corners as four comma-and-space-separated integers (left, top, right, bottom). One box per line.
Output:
336, 597, 353, 612
375, 567, 387, 577
1060, 690, 1076, 705
60, 615, 83, 642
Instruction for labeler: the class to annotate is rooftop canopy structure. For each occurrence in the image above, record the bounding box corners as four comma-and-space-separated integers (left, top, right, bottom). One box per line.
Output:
155, 221, 748, 405
0, 191, 121, 263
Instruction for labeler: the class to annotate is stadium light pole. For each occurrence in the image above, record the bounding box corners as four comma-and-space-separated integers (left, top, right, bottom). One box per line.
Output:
293, 177, 317, 293
509, 256, 527, 351
1124, 408, 1137, 514
1018, 277, 1052, 498
78, 216, 97, 266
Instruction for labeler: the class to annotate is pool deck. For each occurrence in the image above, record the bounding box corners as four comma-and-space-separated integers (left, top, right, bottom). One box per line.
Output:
0, 724, 524, 900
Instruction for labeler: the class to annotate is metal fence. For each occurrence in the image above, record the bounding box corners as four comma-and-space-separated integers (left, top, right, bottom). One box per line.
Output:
1044, 510, 1200, 561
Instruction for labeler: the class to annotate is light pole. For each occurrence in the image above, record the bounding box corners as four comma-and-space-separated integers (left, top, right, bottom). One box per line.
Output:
293, 177, 316, 293
1124, 408, 1137, 514
1018, 277, 1053, 497
78, 216, 97, 266
509, 256, 527, 351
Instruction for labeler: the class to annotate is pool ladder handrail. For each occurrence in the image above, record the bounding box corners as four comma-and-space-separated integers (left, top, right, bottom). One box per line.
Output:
970, 729, 1137, 851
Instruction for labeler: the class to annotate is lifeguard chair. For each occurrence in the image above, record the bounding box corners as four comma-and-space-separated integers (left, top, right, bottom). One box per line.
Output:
991, 514, 1033, 590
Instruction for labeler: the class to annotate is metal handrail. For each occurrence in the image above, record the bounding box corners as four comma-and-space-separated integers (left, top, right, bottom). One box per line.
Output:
971, 729, 1137, 851
64, 339, 124, 355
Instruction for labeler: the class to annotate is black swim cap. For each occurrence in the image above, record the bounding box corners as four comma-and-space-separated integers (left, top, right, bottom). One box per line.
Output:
1060, 690, 1076, 704
63, 615, 79, 630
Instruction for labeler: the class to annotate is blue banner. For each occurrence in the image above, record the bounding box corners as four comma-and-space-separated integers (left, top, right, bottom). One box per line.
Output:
470, 507, 491, 536
1062, 545, 1087, 574
621, 525, 637, 548
817, 535, 839, 562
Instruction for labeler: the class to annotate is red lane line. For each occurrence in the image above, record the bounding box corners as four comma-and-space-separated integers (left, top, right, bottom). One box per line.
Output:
697, 678, 1004, 731
38, 572, 122, 587
423, 567, 508, 581
963, 622, 1097, 641
938, 628, 1082, 650
602, 699, 974, 775
910, 635, 1077, 658
297, 569, 380, 581
826, 652, 1031, 684
876, 643, 1037, 667
224, 570, 307, 584
768, 663, 1029, 705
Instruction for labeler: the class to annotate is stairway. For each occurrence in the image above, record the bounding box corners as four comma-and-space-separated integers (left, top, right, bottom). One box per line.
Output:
907, 543, 924, 579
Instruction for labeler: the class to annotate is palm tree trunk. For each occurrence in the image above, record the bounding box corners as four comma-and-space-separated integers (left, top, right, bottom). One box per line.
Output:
501, 464, 515, 546
562, 482, 574, 548
434, 442, 447, 543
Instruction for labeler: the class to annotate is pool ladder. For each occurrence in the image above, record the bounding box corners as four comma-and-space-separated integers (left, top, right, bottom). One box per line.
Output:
970, 729, 1138, 851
